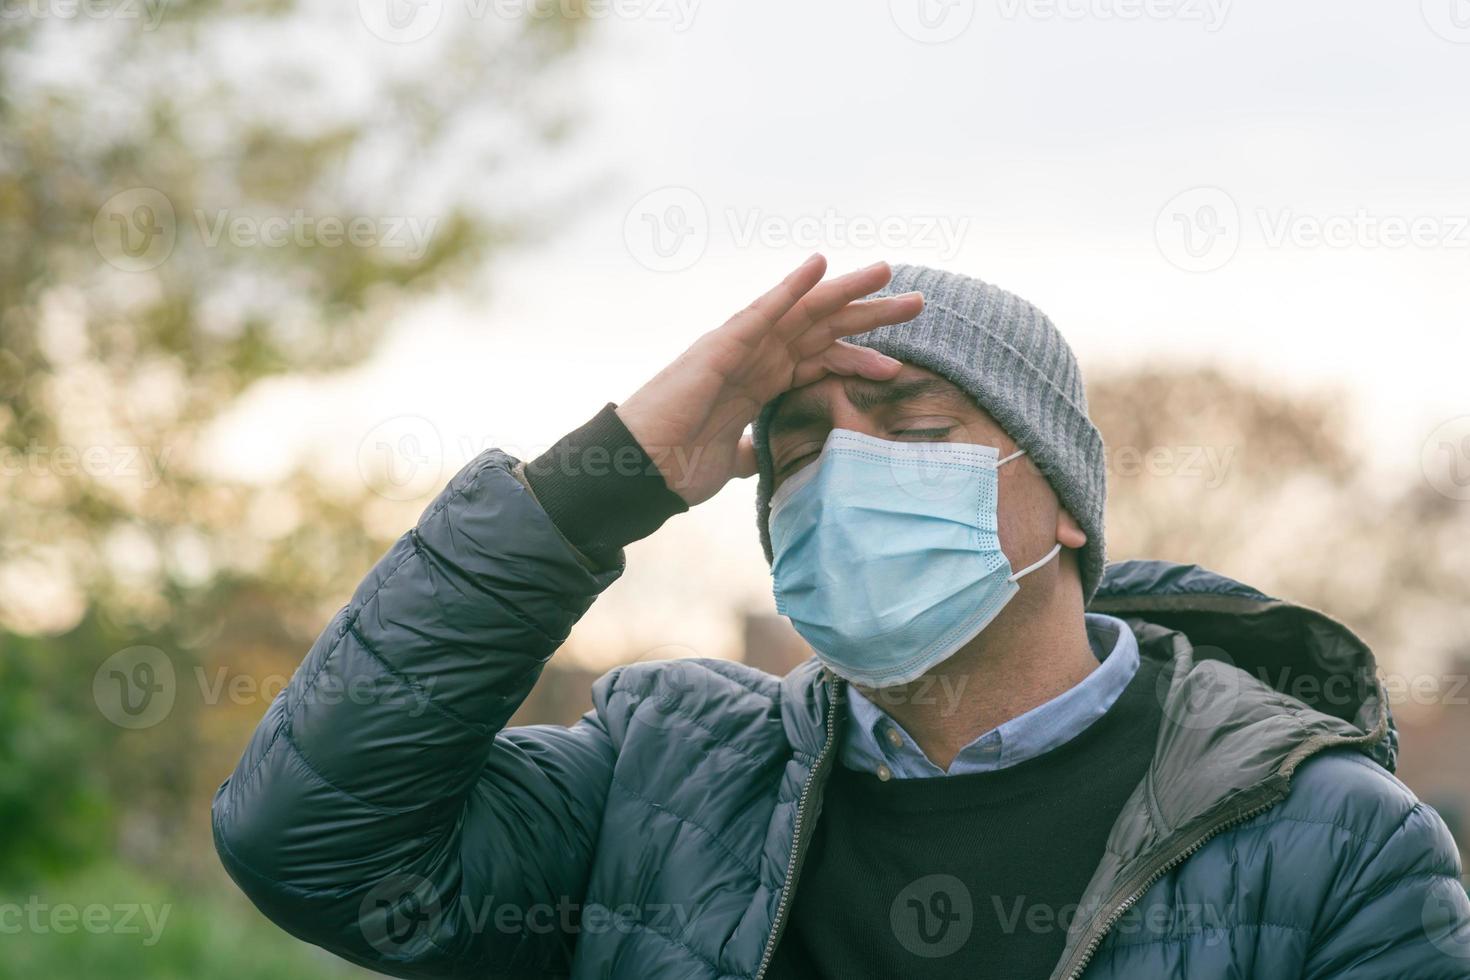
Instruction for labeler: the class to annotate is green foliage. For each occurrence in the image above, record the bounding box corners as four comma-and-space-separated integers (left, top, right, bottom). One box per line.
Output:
0, 0, 592, 965
0, 633, 111, 882
0, 863, 366, 979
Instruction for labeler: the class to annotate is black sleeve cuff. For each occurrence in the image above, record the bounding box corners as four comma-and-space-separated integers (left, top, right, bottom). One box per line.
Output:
522, 403, 689, 565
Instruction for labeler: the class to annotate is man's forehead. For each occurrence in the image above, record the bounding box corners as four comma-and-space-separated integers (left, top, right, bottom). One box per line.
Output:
768, 364, 976, 432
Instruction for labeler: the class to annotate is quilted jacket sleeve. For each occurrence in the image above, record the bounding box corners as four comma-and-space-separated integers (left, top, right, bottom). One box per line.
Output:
211, 450, 625, 978
1303, 786, 1470, 978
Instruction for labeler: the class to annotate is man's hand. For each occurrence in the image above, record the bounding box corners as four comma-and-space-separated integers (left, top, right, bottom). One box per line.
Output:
615, 255, 924, 506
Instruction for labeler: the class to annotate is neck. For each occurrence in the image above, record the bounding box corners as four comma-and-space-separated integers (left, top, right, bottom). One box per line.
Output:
854, 569, 1096, 772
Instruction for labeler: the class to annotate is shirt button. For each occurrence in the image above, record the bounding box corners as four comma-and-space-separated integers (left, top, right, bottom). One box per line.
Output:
876, 764, 892, 782
884, 726, 904, 749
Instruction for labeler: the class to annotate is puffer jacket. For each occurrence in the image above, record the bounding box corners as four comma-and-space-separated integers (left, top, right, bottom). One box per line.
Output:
212, 449, 1470, 979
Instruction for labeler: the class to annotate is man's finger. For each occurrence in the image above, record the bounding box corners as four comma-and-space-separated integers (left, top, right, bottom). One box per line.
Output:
730, 253, 828, 337
789, 341, 902, 388
774, 261, 895, 339
790, 292, 924, 358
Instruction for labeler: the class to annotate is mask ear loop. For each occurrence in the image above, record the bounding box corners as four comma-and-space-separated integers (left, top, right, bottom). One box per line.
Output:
1008, 542, 1062, 582
995, 447, 1064, 582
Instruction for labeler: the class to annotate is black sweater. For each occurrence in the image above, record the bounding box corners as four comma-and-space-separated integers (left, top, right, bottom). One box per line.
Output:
768, 653, 1165, 979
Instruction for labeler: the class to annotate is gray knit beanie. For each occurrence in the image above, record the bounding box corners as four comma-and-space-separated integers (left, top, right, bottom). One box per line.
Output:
752, 264, 1108, 603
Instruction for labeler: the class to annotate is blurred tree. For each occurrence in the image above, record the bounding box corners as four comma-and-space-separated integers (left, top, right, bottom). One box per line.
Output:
0, 0, 592, 885
1091, 367, 1470, 674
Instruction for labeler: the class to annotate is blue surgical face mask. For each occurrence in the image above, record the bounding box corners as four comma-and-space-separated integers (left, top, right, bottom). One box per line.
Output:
768, 429, 1061, 688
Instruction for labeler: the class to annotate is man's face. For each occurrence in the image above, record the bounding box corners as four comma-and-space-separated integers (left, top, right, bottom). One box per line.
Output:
766, 363, 1085, 590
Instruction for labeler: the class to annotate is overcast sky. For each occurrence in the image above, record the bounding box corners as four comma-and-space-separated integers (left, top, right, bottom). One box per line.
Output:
207, 0, 1470, 665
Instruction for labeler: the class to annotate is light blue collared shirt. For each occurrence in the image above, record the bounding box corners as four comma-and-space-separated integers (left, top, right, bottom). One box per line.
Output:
842, 613, 1141, 779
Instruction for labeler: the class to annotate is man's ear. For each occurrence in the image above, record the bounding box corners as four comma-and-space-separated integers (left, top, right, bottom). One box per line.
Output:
1057, 507, 1087, 550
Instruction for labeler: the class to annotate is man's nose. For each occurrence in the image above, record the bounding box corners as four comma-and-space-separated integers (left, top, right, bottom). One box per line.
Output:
826, 402, 883, 439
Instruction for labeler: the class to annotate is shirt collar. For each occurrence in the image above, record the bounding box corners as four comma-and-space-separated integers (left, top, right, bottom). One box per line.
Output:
841, 613, 1141, 780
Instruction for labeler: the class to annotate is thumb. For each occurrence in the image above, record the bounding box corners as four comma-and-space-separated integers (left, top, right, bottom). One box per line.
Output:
733, 431, 758, 479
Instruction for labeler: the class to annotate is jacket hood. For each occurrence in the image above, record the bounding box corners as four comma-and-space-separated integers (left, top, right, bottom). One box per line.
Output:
1088, 559, 1397, 772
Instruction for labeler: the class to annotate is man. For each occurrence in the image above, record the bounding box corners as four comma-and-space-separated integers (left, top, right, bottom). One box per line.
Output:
213, 257, 1470, 978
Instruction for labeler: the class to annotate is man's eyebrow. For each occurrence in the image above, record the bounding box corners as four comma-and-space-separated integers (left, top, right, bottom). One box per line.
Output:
766, 376, 972, 440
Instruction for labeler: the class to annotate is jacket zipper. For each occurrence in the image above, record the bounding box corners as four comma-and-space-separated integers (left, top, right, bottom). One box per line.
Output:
1056, 786, 1285, 980
753, 674, 842, 980
1056, 722, 1390, 980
